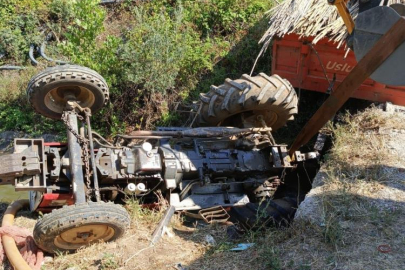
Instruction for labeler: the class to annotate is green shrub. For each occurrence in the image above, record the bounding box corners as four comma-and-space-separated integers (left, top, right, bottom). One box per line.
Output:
120, 5, 213, 94
0, 0, 275, 134
0, 0, 51, 64
183, 0, 271, 36
0, 100, 64, 136
48, 0, 75, 23
61, 0, 106, 64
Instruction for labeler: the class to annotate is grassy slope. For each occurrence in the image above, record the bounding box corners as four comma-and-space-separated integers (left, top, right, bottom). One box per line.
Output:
0, 0, 274, 135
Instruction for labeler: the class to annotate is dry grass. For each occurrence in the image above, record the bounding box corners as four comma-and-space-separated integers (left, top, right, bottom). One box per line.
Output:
0, 67, 42, 102
292, 106, 405, 270
330, 106, 405, 169
259, 0, 405, 53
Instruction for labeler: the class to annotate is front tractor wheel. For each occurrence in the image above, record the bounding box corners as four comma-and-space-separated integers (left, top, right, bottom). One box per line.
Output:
33, 202, 130, 253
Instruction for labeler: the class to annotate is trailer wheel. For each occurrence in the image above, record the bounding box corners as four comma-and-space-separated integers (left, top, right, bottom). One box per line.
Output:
195, 73, 298, 130
27, 65, 109, 119
33, 202, 130, 253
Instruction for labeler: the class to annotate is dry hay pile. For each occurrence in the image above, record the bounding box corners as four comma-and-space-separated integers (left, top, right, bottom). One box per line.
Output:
259, 0, 405, 54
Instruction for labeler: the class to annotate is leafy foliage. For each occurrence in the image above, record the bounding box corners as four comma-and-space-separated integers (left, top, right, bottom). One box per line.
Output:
183, 0, 270, 36
0, 0, 51, 64
61, 0, 106, 64
0, 0, 276, 135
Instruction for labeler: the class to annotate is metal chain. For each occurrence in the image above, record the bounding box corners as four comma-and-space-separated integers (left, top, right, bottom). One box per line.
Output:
61, 110, 92, 200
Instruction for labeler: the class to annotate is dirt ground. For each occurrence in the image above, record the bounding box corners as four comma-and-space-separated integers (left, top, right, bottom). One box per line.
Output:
1, 105, 404, 270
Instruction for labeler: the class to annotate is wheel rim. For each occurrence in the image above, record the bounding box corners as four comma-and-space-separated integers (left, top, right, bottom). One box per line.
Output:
54, 224, 115, 250
44, 85, 96, 114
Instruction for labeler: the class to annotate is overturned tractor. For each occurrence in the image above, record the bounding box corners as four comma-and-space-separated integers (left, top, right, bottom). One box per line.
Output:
0, 65, 318, 253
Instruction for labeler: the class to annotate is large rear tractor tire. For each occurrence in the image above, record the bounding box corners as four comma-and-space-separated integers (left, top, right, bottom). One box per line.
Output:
195, 73, 298, 130
27, 65, 109, 119
33, 202, 130, 253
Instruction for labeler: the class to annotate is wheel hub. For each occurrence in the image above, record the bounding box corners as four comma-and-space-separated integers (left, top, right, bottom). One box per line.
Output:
54, 224, 115, 250
45, 85, 96, 114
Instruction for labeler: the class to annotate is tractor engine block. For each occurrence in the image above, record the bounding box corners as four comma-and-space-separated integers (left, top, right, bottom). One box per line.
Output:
0, 130, 318, 211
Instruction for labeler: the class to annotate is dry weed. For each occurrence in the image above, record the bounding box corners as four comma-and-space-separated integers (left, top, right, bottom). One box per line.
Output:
0, 67, 41, 102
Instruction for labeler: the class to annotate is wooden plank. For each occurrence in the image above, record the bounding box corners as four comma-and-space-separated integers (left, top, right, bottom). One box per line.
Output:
289, 18, 405, 156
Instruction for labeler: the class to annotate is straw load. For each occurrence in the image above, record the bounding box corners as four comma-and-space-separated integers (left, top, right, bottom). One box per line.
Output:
258, 0, 405, 54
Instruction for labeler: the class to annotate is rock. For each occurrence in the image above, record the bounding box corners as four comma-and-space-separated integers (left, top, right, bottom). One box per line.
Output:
0, 131, 60, 153
294, 169, 327, 225
0, 131, 21, 153
204, 234, 216, 246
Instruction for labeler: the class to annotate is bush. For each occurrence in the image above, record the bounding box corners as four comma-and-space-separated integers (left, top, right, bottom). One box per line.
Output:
61, 0, 106, 65
183, 0, 271, 36
0, 0, 51, 64
0, 0, 275, 135
120, 5, 213, 94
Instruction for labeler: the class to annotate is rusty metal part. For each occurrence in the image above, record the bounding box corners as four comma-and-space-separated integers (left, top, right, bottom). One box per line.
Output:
253, 178, 280, 199
150, 205, 175, 246
289, 17, 405, 156
257, 115, 276, 145
182, 210, 204, 220
126, 127, 272, 138
0, 151, 40, 184
62, 109, 87, 203
62, 101, 93, 201
84, 109, 101, 202
1, 200, 32, 270
199, 206, 230, 224
0, 139, 48, 192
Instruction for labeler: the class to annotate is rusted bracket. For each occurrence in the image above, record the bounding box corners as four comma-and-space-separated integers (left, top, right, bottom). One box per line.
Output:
199, 206, 230, 224
0, 151, 40, 185
289, 17, 405, 156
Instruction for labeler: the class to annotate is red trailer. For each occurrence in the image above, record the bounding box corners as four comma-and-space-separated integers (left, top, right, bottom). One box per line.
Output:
272, 34, 405, 106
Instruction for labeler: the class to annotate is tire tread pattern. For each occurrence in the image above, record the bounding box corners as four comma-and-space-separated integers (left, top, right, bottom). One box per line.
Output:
196, 73, 298, 130
27, 65, 109, 119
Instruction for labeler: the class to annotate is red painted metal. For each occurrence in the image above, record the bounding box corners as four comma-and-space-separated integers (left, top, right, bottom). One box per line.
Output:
43, 142, 67, 147
37, 193, 74, 212
272, 33, 405, 106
